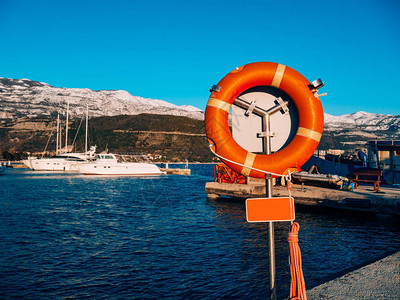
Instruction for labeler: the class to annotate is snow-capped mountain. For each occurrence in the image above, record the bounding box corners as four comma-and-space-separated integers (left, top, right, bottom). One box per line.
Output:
0, 77, 204, 120
325, 111, 400, 130
324, 111, 400, 131
1, 76, 399, 149
322, 111, 400, 149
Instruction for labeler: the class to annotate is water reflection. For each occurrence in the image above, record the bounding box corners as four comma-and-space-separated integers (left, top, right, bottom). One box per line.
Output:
206, 195, 400, 297
0, 166, 399, 299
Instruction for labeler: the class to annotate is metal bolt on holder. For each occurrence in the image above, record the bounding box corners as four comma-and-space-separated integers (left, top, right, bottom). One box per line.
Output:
210, 85, 221, 93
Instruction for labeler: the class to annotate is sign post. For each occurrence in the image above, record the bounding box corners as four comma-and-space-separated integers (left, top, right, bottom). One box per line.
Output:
265, 98, 276, 300
269, 220, 276, 300
266, 132, 276, 300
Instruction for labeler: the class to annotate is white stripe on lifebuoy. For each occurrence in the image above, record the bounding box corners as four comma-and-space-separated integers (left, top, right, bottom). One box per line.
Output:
241, 152, 256, 176
207, 98, 231, 113
296, 127, 322, 142
271, 64, 286, 88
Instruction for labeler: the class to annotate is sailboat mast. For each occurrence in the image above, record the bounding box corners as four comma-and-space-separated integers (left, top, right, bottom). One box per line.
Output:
56, 113, 60, 155
65, 99, 69, 154
85, 104, 88, 154
59, 120, 63, 152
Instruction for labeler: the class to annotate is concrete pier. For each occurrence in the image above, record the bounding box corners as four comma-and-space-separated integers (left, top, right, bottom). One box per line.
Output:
205, 181, 400, 216
306, 251, 400, 299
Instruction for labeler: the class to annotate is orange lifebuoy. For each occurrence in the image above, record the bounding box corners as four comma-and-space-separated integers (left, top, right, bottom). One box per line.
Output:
205, 62, 324, 178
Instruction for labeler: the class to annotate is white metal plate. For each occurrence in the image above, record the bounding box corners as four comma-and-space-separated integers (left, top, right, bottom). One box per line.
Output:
232, 86, 298, 153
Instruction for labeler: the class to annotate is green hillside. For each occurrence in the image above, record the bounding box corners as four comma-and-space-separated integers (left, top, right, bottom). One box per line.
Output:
0, 114, 214, 162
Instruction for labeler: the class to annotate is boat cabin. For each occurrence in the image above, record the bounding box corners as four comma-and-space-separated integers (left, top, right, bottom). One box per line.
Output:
95, 154, 118, 163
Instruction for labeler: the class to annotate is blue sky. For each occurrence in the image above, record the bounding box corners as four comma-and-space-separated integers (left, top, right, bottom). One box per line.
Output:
1, 0, 399, 116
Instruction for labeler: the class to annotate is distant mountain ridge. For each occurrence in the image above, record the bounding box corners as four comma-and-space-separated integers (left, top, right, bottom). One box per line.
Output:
1, 76, 399, 152
321, 111, 400, 150
0, 77, 204, 120
324, 111, 400, 131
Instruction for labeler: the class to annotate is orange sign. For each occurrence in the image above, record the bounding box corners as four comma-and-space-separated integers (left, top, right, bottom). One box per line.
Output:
246, 197, 295, 222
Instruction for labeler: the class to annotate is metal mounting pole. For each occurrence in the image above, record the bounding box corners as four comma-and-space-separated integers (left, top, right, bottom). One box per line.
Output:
264, 114, 276, 300
266, 175, 276, 300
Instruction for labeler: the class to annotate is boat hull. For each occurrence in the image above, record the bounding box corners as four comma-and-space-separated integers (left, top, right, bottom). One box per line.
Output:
78, 162, 165, 176
21, 152, 93, 172
22, 158, 81, 171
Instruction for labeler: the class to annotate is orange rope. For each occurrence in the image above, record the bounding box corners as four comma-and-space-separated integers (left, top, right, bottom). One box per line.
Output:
288, 222, 307, 300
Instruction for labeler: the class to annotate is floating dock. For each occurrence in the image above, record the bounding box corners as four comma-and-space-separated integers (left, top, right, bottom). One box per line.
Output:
159, 162, 191, 175
205, 180, 400, 216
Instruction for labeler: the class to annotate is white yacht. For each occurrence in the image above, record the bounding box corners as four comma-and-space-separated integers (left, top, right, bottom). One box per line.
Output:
78, 153, 165, 176
22, 147, 96, 172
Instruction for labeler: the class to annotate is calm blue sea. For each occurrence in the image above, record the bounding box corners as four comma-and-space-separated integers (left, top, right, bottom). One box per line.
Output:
1, 164, 399, 299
